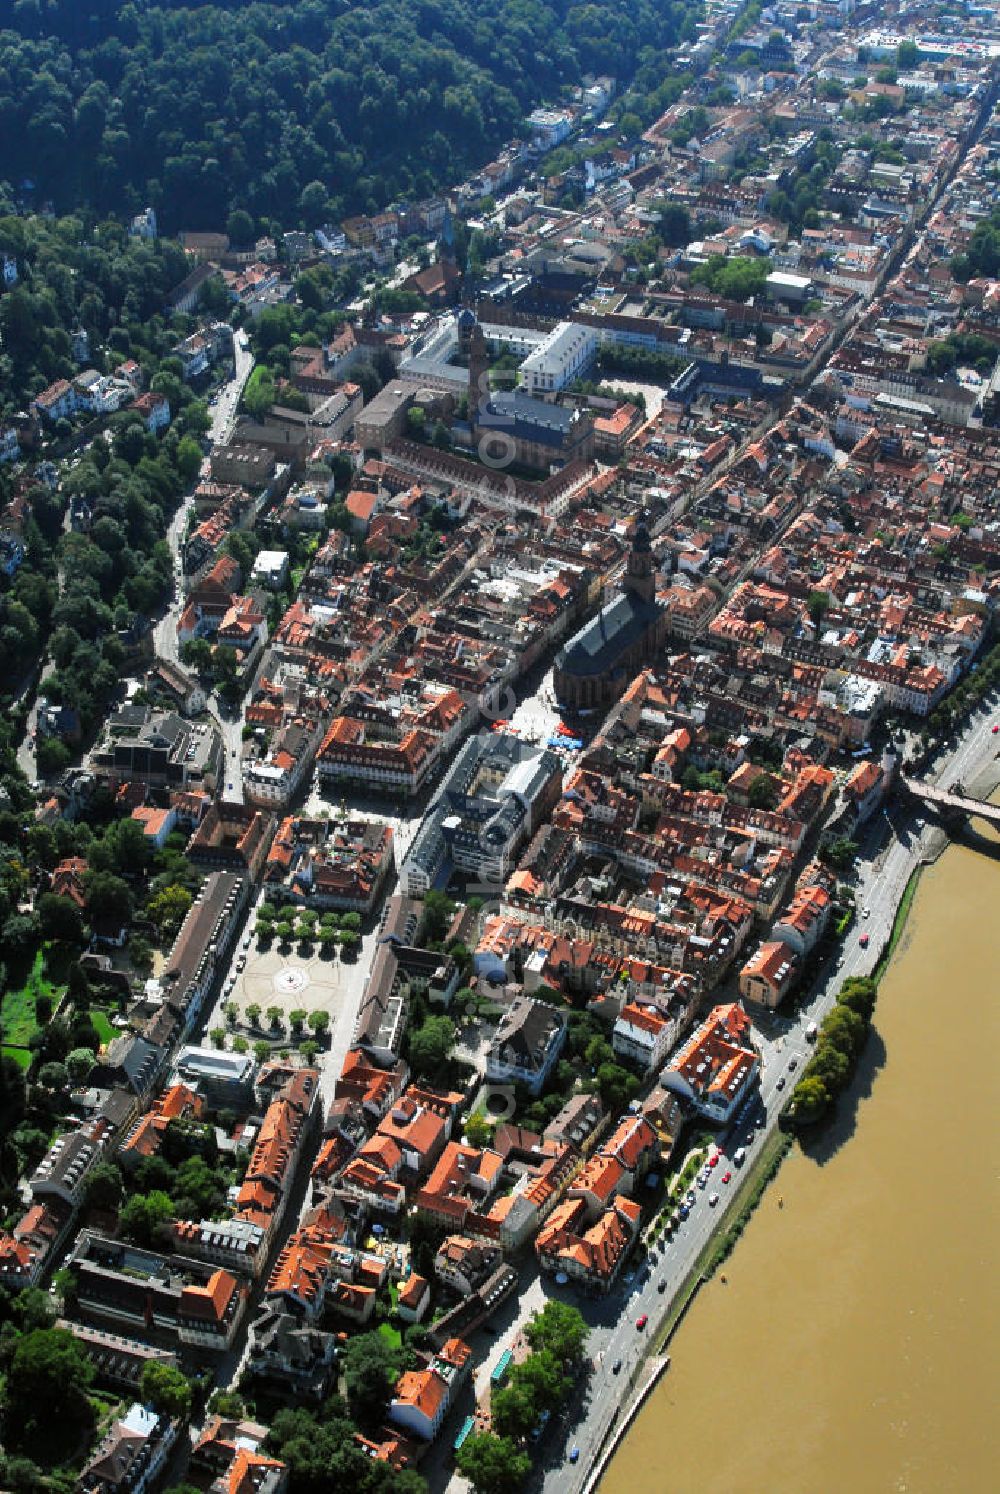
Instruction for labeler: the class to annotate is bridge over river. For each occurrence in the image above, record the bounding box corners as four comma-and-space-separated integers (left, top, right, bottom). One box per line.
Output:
901, 776, 1000, 830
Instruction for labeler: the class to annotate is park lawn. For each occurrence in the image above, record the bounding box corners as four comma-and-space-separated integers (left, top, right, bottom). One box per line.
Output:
1, 1045, 32, 1069
0, 948, 63, 1050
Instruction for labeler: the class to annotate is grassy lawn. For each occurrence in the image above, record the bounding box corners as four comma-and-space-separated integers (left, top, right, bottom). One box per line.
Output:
90, 1008, 115, 1046
1, 1045, 31, 1069
0, 948, 63, 1050
378, 1322, 403, 1351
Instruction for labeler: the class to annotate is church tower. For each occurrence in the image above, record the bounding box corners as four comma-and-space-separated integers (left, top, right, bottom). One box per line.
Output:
466, 316, 489, 432
623, 517, 655, 605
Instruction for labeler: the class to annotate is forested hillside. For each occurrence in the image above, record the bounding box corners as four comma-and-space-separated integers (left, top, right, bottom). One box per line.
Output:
0, 0, 698, 229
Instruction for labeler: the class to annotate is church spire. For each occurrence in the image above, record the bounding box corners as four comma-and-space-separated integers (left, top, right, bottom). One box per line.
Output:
623, 514, 655, 604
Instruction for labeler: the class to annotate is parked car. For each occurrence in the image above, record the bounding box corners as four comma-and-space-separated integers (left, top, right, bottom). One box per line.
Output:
635, 1315, 648, 1331
722, 1170, 732, 1184
776, 1077, 786, 1091
612, 1359, 622, 1375
709, 1192, 719, 1207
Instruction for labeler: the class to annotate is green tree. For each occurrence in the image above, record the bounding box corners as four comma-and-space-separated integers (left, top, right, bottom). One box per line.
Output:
807, 589, 831, 631
789, 1073, 831, 1125
175, 436, 203, 485
820, 836, 857, 874
141, 1360, 193, 1420
837, 977, 877, 1019
456, 1433, 532, 1494
83, 1160, 123, 1212
4, 1328, 95, 1458
658, 201, 691, 247
35, 892, 84, 945
596, 1060, 639, 1112
807, 1043, 852, 1093
490, 1378, 539, 1441
67, 1047, 96, 1083
147, 885, 193, 937
118, 1190, 175, 1246
525, 1299, 588, 1364
422, 889, 456, 942
465, 1110, 494, 1148
821, 1003, 866, 1057
307, 1009, 330, 1034
82, 869, 133, 928
747, 772, 779, 810
227, 209, 255, 246
36, 1061, 69, 1093
407, 1014, 455, 1083
341, 1331, 404, 1427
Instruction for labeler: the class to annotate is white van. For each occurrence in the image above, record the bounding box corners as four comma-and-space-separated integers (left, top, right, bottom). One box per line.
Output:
733, 1147, 747, 1167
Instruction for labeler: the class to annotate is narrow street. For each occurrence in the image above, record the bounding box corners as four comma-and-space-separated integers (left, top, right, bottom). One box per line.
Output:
153, 330, 255, 666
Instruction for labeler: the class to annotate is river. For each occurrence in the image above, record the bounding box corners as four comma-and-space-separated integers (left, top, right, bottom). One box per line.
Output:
601, 825, 1000, 1494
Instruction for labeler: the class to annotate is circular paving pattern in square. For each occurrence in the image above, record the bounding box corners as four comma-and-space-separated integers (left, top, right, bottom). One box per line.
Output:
273, 966, 310, 996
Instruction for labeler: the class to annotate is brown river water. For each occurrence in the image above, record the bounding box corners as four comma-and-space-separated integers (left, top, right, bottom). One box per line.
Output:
602, 832, 1000, 1494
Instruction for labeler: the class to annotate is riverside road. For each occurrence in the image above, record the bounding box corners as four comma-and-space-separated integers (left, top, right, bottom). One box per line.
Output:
539, 696, 1000, 1494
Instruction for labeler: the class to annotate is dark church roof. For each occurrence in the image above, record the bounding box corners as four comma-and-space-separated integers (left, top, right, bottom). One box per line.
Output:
478, 390, 583, 452
555, 590, 663, 679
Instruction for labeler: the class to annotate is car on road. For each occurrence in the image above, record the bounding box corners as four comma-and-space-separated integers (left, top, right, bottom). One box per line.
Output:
657, 1279, 667, 1293
708, 1153, 719, 1168
678, 1205, 689, 1221
862, 906, 871, 918
709, 1192, 719, 1207
722, 1170, 732, 1184
612, 1359, 622, 1375
569, 1448, 580, 1464
776, 1077, 786, 1091
636, 1315, 648, 1331
236, 956, 246, 973
859, 933, 870, 948
788, 1057, 797, 1072
992, 724, 999, 735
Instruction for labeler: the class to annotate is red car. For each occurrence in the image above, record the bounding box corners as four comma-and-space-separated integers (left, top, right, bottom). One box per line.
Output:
721, 1170, 732, 1184
859, 933, 870, 948
708, 1153, 719, 1168
636, 1314, 648, 1331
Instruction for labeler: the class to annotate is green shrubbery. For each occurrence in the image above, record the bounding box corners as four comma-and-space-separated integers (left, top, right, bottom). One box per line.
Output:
787, 976, 878, 1127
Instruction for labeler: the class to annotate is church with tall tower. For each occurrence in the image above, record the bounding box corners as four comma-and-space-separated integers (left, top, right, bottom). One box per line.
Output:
553, 517, 667, 711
